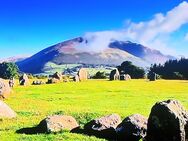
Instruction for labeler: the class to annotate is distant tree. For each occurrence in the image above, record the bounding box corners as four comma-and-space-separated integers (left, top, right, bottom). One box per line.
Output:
118, 61, 145, 79
0, 62, 19, 79
92, 71, 107, 79
149, 58, 188, 80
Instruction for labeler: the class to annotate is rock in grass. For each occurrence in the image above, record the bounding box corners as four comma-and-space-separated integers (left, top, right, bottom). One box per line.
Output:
73, 75, 79, 82
116, 114, 147, 141
46, 78, 60, 84
84, 114, 121, 139
52, 72, 62, 80
32, 80, 45, 85
38, 115, 79, 133
78, 68, 88, 81
120, 74, 131, 81
109, 68, 120, 80
0, 100, 16, 118
146, 99, 188, 141
19, 73, 30, 86
0, 78, 11, 99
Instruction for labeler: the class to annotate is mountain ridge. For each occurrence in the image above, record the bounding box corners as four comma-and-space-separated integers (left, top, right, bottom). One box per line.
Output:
16, 37, 174, 74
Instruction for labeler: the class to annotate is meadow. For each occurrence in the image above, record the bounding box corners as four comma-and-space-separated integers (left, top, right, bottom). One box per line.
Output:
1, 79, 188, 141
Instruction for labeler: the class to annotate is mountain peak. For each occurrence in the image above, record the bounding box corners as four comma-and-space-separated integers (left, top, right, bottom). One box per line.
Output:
16, 37, 174, 74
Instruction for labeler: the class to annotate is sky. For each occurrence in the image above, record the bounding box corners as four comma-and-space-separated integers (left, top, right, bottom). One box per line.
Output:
0, 0, 188, 58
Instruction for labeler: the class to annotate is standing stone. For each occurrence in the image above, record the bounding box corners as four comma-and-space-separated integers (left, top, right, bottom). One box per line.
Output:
116, 114, 148, 141
0, 100, 16, 118
0, 78, 11, 99
110, 68, 120, 80
32, 80, 45, 85
146, 99, 188, 141
38, 115, 79, 133
9, 77, 15, 88
52, 72, 62, 80
120, 74, 131, 81
78, 68, 88, 81
84, 114, 121, 139
148, 72, 156, 81
73, 75, 79, 82
19, 73, 29, 86
47, 78, 59, 84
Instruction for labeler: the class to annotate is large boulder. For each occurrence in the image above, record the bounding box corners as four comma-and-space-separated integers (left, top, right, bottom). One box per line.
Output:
0, 78, 11, 99
116, 114, 147, 141
38, 115, 79, 133
78, 68, 88, 81
19, 73, 30, 86
146, 99, 188, 141
84, 114, 121, 139
0, 100, 16, 118
110, 68, 120, 81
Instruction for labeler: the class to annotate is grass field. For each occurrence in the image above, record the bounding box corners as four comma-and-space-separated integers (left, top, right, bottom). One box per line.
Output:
1, 79, 188, 141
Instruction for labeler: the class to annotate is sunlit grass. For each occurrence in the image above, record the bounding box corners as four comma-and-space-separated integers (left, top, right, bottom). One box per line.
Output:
1, 79, 188, 140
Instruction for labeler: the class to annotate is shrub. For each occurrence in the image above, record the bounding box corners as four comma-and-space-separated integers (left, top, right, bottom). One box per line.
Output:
92, 71, 107, 79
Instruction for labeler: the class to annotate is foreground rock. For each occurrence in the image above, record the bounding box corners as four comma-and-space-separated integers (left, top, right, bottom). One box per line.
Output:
0, 100, 16, 118
116, 114, 147, 141
38, 115, 79, 133
19, 73, 29, 86
0, 78, 11, 99
78, 68, 88, 81
84, 114, 121, 139
110, 68, 120, 80
146, 99, 188, 141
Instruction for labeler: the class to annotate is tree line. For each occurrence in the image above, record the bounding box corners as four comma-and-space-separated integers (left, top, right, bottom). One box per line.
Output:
150, 58, 188, 80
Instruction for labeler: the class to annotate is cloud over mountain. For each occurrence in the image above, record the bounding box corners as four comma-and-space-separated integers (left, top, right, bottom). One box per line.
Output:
79, 1, 188, 55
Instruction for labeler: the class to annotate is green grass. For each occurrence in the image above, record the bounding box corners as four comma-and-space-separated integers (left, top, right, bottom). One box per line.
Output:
1, 79, 188, 140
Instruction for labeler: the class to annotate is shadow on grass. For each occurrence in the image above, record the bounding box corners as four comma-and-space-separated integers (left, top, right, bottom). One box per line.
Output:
16, 126, 116, 140
16, 126, 46, 135
71, 127, 117, 141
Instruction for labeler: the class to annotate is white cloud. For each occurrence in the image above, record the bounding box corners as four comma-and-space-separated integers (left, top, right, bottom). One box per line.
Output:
80, 1, 188, 55
185, 33, 188, 41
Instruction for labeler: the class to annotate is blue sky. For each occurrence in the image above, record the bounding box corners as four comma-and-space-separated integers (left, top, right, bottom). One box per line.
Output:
0, 0, 188, 58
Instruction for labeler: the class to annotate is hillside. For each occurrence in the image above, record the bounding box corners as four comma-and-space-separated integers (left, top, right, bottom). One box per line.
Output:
16, 37, 173, 74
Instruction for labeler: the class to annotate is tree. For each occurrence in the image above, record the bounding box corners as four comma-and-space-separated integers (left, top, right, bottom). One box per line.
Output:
149, 58, 188, 80
118, 61, 145, 79
92, 71, 107, 79
0, 62, 19, 79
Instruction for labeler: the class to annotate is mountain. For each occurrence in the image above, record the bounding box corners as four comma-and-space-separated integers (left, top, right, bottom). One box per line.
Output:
109, 41, 175, 64
17, 37, 174, 74
0, 55, 30, 63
